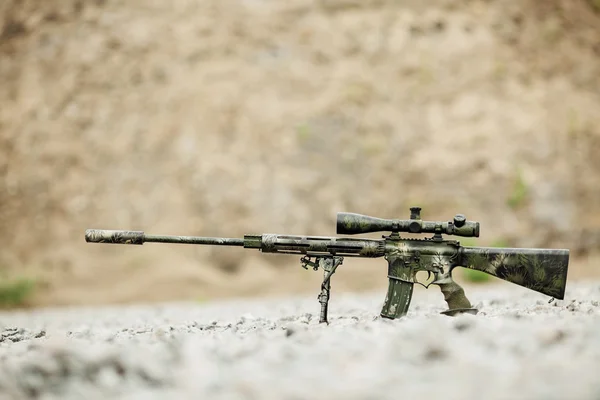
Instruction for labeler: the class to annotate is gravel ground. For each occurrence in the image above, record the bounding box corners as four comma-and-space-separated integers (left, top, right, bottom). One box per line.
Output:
0, 281, 599, 400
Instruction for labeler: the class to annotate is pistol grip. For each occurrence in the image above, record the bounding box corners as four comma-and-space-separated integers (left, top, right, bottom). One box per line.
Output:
380, 278, 414, 319
438, 281, 478, 316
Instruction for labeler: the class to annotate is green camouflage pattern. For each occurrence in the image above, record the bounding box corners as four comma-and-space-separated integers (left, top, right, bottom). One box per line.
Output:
461, 247, 569, 299
437, 281, 477, 315
380, 239, 416, 318
337, 211, 479, 237
380, 279, 414, 319
85, 207, 570, 321
85, 229, 244, 246
85, 229, 144, 245
243, 234, 385, 257
381, 236, 476, 316
316, 256, 343, 324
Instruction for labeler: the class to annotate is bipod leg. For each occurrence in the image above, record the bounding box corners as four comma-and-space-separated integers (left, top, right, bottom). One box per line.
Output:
318, 256, 343, 324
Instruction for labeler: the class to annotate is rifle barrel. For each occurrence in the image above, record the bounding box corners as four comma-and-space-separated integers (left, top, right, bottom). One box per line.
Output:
84, 229, 244, 246
145, 234, 244, 246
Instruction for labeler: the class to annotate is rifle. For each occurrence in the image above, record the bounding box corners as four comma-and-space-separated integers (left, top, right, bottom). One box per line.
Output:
84, 207, 569, 324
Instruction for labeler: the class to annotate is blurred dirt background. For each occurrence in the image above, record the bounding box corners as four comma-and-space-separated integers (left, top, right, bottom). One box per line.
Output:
1, 0, 599, 308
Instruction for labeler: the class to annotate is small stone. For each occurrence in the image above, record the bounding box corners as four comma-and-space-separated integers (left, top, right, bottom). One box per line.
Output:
298, 314, 311, 324
453, 319, 474, 332
423, 346, 447, 361
566, 300, 579, 312
538, 329, 567, 346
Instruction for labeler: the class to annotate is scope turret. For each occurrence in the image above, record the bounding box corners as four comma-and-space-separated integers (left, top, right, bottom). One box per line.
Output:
336, 207, 480, 238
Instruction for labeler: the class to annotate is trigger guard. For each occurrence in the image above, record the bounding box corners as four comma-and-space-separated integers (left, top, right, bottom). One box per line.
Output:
414, 271, 434, 289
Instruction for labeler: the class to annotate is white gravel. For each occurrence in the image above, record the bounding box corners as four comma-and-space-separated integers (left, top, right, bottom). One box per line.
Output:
0, 281, 599, 400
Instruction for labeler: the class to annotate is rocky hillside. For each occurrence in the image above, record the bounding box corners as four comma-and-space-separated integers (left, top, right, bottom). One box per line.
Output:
1, 0, 599, 306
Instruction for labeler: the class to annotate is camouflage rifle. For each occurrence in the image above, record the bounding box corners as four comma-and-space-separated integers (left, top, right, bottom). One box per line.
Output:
84, 207, 569, 324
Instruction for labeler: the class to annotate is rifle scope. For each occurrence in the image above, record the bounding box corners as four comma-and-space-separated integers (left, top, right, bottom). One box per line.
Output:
336, 207, 480, 237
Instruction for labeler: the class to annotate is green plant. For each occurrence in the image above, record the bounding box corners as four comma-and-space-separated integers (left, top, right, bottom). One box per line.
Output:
493, 60, 508, 80
490, 238, 511, 248
195, 296, 206, 303
567, 108, 580, 137
461, 268, 491, 283
346, 81, 374, 102
459, 238, 477, 247
417, 66, 435, 86
0, 277, 36, 307
506, 168, 528, 209
296, 123, 311, 143
361, 137, 385, 156
541, 17, 563, 43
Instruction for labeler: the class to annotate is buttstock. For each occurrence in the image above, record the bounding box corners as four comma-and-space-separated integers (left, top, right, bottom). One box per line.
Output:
460, 246, 569, 299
